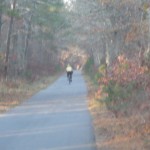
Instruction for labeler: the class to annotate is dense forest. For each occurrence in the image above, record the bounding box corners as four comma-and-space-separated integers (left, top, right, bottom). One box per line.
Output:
0, 0, 150, 149
80, 0, 150, 150
0, 0, 70, 80
0, 0, 150, 79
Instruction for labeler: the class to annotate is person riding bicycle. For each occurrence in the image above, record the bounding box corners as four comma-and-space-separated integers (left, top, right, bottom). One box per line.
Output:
66, 64, 73, 82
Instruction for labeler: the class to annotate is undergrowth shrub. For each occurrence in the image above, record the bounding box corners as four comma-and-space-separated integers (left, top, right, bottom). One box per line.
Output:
84, 57, 108, 86
102, 80, 140, 116
95, 55, 149, 117
84, 57, 98, 84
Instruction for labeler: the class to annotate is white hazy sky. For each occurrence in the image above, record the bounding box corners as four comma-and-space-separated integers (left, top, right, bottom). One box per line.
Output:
63, 0, 76, 11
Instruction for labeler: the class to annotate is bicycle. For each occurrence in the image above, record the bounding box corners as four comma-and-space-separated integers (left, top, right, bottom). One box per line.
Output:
67, 71, 73, 84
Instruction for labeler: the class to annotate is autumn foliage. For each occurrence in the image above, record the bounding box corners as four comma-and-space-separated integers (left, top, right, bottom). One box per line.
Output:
94, 55, 150, 116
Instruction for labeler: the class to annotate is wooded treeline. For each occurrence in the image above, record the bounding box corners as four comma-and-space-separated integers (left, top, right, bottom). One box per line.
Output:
67, 0, 150, 70
0, 0, 68, 80
0, 0, 150, 80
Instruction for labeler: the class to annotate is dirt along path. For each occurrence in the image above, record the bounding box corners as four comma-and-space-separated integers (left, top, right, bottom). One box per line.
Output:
0, 71, 96, 150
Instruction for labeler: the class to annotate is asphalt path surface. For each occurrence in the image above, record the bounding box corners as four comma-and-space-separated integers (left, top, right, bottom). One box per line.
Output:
0, 71, 96, 150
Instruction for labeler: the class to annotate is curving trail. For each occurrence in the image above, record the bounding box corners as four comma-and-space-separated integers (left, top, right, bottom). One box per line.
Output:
0, 71, 96, 150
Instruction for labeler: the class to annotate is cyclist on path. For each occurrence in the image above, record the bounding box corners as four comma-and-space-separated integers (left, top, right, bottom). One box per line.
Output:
66, 64, 73, 83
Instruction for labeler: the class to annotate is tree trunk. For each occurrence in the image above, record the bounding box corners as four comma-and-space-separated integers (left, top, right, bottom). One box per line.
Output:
24, 15, 32, 71
0, 0, 4, 48
4, 0, 17, 79
0, 13, 2, 48
24, 19, 31, 57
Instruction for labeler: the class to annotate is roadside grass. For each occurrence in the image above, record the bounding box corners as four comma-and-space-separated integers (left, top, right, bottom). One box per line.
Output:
0, 74, 61, 113
85, 74, 150, 150
93, 109, 150, 150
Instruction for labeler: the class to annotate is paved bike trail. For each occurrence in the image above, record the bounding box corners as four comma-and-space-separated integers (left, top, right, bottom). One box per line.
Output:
0, 71, 96, 150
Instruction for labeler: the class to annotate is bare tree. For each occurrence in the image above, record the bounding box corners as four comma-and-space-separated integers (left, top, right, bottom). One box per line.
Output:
0, 0, 5, 48
4, 0, 17, 79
